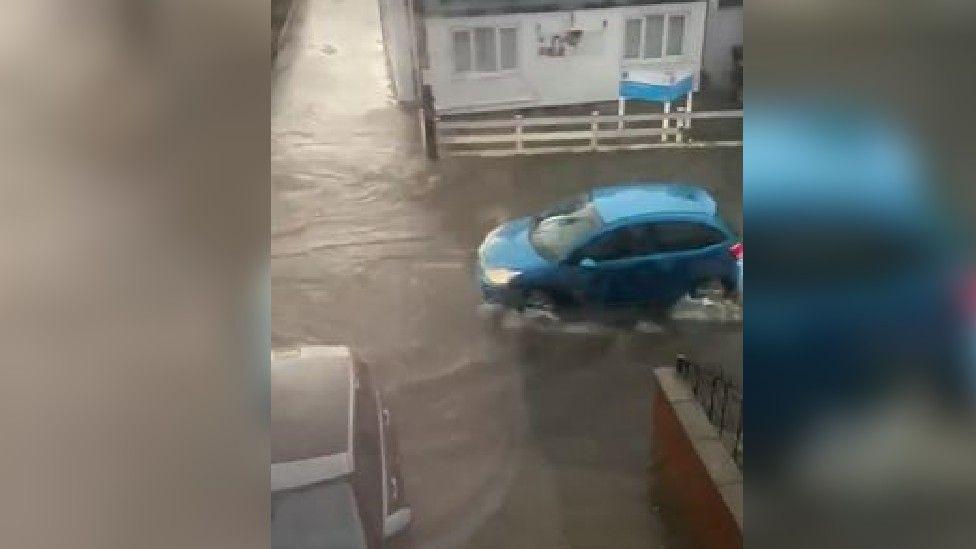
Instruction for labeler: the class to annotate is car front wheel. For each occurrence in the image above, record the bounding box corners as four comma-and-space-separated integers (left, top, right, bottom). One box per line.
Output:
523, 289, 558, 312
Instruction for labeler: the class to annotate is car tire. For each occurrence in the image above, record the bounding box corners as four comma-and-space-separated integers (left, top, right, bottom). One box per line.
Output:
523, 289, 557, 312
523, 289, 556, 311
693, 278, 729, 300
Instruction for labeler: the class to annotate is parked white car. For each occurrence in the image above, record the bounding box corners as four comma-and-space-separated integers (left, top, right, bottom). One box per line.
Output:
271, 346, 411, 548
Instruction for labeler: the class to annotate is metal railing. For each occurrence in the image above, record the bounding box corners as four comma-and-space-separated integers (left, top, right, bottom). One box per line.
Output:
435, 109, 743, 158
675, 354, 743, 466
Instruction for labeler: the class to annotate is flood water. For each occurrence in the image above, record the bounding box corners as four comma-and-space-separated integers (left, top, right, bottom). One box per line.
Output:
272, 1, 741, 547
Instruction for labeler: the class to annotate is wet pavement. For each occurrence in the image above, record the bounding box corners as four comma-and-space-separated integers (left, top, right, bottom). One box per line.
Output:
272, 1, 741, 547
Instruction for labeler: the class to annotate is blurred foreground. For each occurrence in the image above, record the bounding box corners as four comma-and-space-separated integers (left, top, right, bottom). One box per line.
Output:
747, 2, 976, 548
0, 2, 268, 548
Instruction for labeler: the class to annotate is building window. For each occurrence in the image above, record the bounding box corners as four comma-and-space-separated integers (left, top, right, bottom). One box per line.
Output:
623, 14, 686, 61
643, 15, 664, 58
624, 19, 641, 59
453, 30, 472, 72
453, 26, 517, 74
719, 0, 743, 7
499, 28, 517, 70
666, 15, 685, 56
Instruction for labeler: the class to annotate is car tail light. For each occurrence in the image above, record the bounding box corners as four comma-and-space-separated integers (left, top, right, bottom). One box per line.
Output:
729, 242, 743, 261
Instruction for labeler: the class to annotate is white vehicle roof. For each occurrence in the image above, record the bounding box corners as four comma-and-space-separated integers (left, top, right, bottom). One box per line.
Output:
271, 346, 356, 491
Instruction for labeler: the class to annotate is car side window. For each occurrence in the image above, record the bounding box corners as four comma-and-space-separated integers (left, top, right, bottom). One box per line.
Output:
625, 223, 659, 256
652, 222, 725, 252
579, 228, 635, 261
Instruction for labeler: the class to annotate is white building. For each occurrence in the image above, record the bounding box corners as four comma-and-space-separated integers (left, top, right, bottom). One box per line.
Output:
379, 0, 741, 114
703, 0, 742, 91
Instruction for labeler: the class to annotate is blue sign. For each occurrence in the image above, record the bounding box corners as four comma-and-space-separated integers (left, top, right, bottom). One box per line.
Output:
619, 69, 694, 102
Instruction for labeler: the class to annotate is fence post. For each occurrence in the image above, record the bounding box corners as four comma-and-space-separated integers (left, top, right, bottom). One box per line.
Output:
708, 377, 721, 420
421, 85, 439, 160
676, 109, 685, 143
617, 97, 626, 132
418, 107, 427, 152
514, 113, 524, 154
590, 110, 600, 150
719, 383, 729, 432
662, 101, 671, 142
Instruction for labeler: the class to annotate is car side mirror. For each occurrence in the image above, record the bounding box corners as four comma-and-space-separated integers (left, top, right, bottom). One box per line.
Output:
579, 257, 597, 268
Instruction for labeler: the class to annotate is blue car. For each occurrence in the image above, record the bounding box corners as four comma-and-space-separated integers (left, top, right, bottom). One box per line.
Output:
476, 184, 740, 311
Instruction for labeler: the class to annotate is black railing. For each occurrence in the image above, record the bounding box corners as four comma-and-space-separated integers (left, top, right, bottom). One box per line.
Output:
675, 354, 743, 466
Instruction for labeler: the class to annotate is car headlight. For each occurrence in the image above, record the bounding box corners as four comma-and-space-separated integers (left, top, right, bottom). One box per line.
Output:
484, 268, 520, 286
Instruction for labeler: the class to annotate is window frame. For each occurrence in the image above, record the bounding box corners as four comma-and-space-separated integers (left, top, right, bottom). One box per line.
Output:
452, 29, 473, 73
577, 220, 727, 261
575, 223, 661, 262
664, 13, 687, 57
642, 14, 665, 60
622, 12, 689, 62
451, 25, 519, 77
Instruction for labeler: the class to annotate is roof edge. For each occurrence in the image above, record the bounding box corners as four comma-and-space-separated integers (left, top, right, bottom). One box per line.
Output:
421, 0, 704, 18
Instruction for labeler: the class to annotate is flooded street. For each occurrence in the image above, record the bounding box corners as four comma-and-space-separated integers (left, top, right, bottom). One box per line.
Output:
272, 1, 740, 547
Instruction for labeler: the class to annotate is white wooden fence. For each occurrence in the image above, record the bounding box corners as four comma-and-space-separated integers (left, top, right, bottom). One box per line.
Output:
434, 109, 742, 158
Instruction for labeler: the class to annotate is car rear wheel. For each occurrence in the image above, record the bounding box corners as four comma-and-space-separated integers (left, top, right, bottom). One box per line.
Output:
523, 289, 557, 312
693, 278, 729, 300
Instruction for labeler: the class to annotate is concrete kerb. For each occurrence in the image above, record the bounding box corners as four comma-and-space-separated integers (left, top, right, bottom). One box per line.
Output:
652, 366, 743, 535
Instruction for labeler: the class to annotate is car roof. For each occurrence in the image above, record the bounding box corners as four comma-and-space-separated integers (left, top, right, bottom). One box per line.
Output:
271, 346, 355, 473
590, 184, 717, 224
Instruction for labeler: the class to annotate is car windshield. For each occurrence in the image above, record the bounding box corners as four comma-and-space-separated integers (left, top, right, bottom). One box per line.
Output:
529, 196, 604, 261
272, 482, 367, 549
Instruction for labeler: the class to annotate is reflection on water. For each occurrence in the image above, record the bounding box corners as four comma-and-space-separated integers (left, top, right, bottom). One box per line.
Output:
481, 294, 742, 336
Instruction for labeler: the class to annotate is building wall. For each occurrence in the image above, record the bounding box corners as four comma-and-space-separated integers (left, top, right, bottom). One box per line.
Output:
379, 0, 418, 102
423, 3, 707, 114
702, 0, 742, 91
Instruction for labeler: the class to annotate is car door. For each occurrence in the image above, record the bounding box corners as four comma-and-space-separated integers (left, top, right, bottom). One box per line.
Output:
642, 220, 731, 303
570, 225, 653, 305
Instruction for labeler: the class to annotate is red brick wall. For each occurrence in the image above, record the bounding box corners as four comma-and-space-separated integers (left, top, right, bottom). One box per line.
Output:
651, 387, 742, 549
